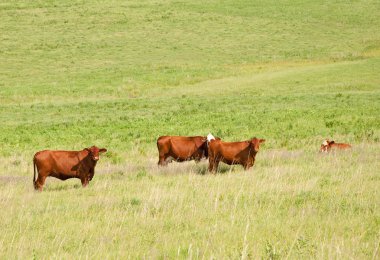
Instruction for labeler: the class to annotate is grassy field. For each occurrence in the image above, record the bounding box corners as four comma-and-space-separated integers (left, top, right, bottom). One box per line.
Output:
1, 0, 380, 258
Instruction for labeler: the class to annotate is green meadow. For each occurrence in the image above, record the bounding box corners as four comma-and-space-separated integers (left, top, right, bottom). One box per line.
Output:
1, 0, 379, 258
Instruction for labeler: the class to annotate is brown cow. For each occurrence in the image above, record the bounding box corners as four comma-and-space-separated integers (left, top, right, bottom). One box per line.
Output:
319, 140, 351, 153
208, 137, 265, 173
33, 146, 107, 191
157, 134, 218, 166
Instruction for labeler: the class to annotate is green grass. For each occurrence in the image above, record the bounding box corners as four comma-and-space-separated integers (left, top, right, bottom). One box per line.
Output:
0, 0, 379, 258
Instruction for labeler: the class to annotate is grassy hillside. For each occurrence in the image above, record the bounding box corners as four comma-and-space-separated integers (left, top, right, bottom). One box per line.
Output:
0, 0, 379, 258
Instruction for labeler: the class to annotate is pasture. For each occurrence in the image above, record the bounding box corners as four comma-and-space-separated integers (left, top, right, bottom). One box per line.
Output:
1, 0, 379, 258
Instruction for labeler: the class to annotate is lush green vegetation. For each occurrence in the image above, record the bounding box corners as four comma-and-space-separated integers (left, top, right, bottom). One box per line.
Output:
0, 0, 379, 258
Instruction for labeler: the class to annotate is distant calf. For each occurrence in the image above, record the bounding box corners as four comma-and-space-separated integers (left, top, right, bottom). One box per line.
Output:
208, 137, 265, 173
33, 146, 107, 191
319, 140, 351, 153
157, 135, 212, 166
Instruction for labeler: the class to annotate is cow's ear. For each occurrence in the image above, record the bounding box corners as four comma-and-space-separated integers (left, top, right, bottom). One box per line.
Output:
99, 148, 107, 153
259, 139, 265, 143
329, 141, 335, 145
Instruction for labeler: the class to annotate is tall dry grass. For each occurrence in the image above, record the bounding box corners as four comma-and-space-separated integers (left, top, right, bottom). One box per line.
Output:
0, 143, 378, 258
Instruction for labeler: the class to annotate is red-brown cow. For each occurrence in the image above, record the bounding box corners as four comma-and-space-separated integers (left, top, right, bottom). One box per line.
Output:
208, 137, 265, 173
319, 140, 351, 153
157, 134, 217, 166
33, 146, 107, 191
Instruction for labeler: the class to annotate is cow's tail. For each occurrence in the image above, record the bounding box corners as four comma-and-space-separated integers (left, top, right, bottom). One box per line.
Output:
33, 156, 37, 188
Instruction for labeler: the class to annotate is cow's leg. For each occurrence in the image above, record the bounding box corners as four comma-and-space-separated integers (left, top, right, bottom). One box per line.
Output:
244, 164, 252, 170
213, 160, 220, 174
194, 151, 203, 163
244, 158, 255, 170
158, 153, 167, 166
89, 168, 95, 181
209, 157, 219, 174
81, 177, 89, 187
80, 172, 90, 187
34, 175, 46, 191
208, 157, 214, 172
244, 159, 255, 170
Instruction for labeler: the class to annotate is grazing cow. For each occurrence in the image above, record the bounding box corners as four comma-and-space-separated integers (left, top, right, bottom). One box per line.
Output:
157, 134, 219, 166
208, 137, 265, 173
319, 140, 351, 153
33, 146, 107, 191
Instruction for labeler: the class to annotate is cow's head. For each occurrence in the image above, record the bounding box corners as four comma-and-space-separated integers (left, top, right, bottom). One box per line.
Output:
251, 138, 265, 153
319, 140, 334, 153
86, 146, 107, 161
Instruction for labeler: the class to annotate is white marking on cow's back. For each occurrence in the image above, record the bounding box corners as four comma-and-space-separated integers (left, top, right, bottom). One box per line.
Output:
322, 140, 328, 146
207, 133, 215, 142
